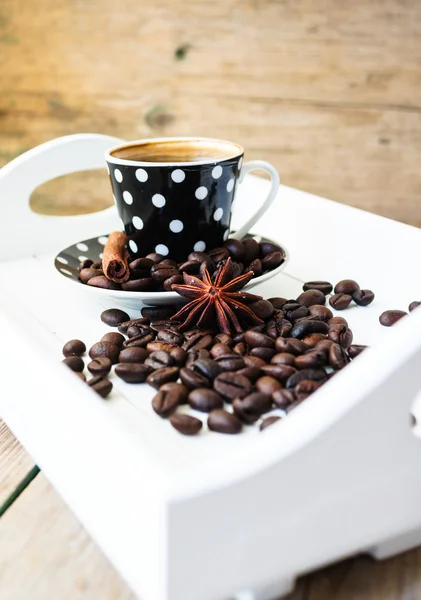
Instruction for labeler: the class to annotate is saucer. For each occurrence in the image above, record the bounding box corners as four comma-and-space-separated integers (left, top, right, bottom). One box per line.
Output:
54, 233, 288, 308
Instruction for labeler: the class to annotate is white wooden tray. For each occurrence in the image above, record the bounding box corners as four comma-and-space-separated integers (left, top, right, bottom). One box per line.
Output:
0, 134, 421, 600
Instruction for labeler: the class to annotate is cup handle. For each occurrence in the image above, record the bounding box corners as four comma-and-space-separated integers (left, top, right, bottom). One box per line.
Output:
230, 160, 280, 241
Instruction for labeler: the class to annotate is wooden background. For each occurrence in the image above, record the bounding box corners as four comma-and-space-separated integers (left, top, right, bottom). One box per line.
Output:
1, 0, 421, 598
0, 0, 420, 225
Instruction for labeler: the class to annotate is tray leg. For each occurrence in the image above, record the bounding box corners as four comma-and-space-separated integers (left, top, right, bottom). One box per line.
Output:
368, 526, 421, 560
234, 577, 295, 600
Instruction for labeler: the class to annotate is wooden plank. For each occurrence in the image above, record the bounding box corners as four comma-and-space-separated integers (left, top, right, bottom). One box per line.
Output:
0, 472, 135, 600
0, 420, 35, 508
0, 0, 420, 225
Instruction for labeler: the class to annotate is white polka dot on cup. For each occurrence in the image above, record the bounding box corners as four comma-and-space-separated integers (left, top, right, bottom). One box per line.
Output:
212, 165, 223, 179
135, 168, 148, 182
97, 236, 109, 245
129, 240, 138, 254
155, 244, 169, 256
114, 169, 123, 183
76, 242, 89, 252
171, 169, 185, 183
60, 268, 73, 277
169, 219, 184, 233
223, 229, 229, 241
195, 186, 208, 200
193, 240, 206, 252
152, 194, 166, 208
227, 178, 235, 192
213, 207, 223, 221
123, 191, 133, 205
99, 252, 104, 260
78, 255, 89, 262
132, 216, 144, 230
56, 256, 68, 265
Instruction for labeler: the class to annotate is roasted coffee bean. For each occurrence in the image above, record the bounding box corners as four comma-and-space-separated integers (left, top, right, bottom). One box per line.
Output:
316, 339, 335, 352
115, 363, 151, 383
214, 354, 245, 372
284, 304, 309, 321
260, 416, 282, 431
170, 346, 187, 366
231, 261, 244, 278
157, 329, 183, 345
91, 261, 102, 269
261, 251, 283, 270
256, 375, 282, 395
145, 351, 174, 370
146, 252, 164, 263
334, 279, 360, 295
118, 347, 149, 363
87, 376, 113, 398
182, 333, 213, 352
328, 324, 353, 348
327, 316, 349, 327
185, 349, 211, 367
141, 305, 177, 320
302, 333, 326, 348
303, 281, 333, 295
233, 342, 247, 355
100, 332, 125, 347
352, 289, 375, 306
62, 356, 84, 372
308, 305, 333, 322
232, 392, 272, 424
180, 367, 210, 389
178, 260, 201, 274
259, 241, 282, 256
149, 319, 179, 332
248, 258, 263, 277
214, 333, 233, 346
123, 333, 154, 348
295, 350, 326, 369
273, 389, 295, 409
147, 366, 180, 389
275, 338, 308, 355
249, 347, 276, 362
190, 358, 222, 381
159, 382, 189, 403
210, 343, 232, 359
295, 379, 321, 400
244, 355, 266, 369
248, 299, 274, 320
328, 343, 349, 370
347, 344, 367, 359
79, 267, 102, 283
152, 388, 180, 417
207, 409, 243, 434
265, 325, 278, 340
118, 317, 149, 334
213, 372, 253, 401
242, 238, 260, 262
89, 341, 120, 363
296, 289, 326, 307
122, 278, 154, 291
129, 257, 155, 270
101, 308, 130, 327
208, 246, 230, 263
271, 352, 296, 366
87, 357, 112, 376
223, 239, 245, 261
290, 319, 329, 339
286, 368, 327, 389
379, 310, 407, 327
268, 297, 288, 309
236, 366, 262, 382
62, 339, 86, 357
188, 388, 224, 412
79, 258, 94, 270
261, 364, 296, 381
329, 293, 352, 310
127, 324, 151, 338
409, 301, 421, 312
187, 251, 212, 265
88, 276, 121, 290
275, 319, 293, 337
170, 413, 203, 435
160, 258, 178, 267
147, 341, 178, 353
150, 263, 179, 283
245, 331, 275, 349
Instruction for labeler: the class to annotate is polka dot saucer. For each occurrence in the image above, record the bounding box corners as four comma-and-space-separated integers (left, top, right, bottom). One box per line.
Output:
54, 233, 289, 308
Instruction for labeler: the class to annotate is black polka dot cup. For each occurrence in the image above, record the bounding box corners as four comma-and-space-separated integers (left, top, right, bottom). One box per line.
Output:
105, 137, 280, 261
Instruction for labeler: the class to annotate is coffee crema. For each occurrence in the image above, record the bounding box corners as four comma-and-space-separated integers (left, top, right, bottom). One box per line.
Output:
110, 138, 242, 163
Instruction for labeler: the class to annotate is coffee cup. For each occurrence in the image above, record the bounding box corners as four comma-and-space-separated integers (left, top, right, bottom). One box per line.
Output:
105, 137, 279, 260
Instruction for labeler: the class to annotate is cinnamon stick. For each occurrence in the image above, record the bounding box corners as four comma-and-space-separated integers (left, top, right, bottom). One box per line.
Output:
102, 231, 130, 283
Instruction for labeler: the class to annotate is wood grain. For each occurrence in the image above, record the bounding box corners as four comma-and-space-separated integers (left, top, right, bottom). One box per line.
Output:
0, 420, 35, 507
0, 0, 420, 225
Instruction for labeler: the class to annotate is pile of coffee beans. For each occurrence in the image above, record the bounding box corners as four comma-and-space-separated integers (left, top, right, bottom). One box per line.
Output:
78, 238, 285, 291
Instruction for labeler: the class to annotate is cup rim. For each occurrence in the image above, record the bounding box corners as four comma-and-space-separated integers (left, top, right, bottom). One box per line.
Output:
105, 136, 244, 167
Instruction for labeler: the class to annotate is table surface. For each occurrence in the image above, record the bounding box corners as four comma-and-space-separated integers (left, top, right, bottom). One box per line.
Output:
0, 418, 421, 600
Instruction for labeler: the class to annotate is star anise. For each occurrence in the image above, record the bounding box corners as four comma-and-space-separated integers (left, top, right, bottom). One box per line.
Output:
171, 257, 263, 334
